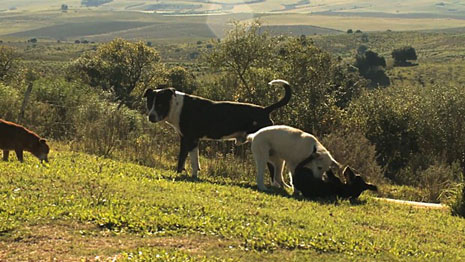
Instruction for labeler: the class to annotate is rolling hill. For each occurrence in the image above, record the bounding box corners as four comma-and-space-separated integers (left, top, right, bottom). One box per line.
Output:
1, 1, 465, 42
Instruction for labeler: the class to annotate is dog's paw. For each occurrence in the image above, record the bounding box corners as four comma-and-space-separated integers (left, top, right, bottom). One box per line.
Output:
271, 180, 283, 188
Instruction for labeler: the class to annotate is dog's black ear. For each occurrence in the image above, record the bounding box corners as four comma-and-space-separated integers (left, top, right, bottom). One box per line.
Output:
143, 89, 154, 98
343, 166, 356, 182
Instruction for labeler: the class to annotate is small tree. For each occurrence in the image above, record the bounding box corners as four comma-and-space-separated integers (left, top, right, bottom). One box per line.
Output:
354, 50, 389, 87
67, 38, 163, 107
347, 29, 353, 34
203, 20, 273, 98
61, 4, 68, 11
357, 45, 368, 55
167, 66, 196, 94
392, 46, 417, 66
0, 46, 20, 82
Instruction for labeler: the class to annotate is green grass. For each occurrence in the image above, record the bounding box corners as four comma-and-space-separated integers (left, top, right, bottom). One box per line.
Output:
1, 146, 465, 261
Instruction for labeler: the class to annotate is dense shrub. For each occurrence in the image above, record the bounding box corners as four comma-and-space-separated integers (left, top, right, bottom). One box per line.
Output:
167, 66, 197, 94
354, 50, 390, 87
322, 130, 384, 184
72, 103, 138, 156
419, 162, 460, 202
449, 182, 465, 218
347, 88, 419, 179
25, 78, 104, 139
348, 83, 465, 185
0, 83, 20, 121
203, 21, 365, 136
0, 45, 21, 83
392, 46, 417, 66
67, 38, 163, 107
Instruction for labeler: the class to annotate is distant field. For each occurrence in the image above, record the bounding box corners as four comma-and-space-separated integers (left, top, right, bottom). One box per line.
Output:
253, 13, 465, 32
1, 1, 465, 42
2, 0, 465, 17
0, 10, 341, 42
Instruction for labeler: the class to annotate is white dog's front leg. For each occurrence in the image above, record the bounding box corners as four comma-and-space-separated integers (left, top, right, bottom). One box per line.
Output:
255, 159, 268, 191
190, 146, 200, 178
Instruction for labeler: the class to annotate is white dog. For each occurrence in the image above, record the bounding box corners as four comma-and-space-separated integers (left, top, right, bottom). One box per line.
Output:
247, 125, 340, 191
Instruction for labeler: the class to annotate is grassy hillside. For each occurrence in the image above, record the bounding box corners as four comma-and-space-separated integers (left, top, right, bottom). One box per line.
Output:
1, 145, 464, 261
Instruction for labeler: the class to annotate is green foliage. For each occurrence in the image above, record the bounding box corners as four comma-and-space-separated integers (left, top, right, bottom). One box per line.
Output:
348, 83, 465, 187
203, 20, 273, 100
72, 103, 138, 156
203, 22, 364, 135
322, 130, 384, 184
354, 50, 390, 87
419, 162, 460, 202
19, 78, 102, 139
274, 37, 365, 134
0, 45, 21, 83
392, 46, 417, 66
448, 183, 465, 218
167, 66, 197, 94
119, 247, 212, 261
67, 38, 163, 107
0, 83, 20, 120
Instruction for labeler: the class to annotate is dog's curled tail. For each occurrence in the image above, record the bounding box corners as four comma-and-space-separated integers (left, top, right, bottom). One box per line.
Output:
246, 132, 256, 143
264, 79, 291, 114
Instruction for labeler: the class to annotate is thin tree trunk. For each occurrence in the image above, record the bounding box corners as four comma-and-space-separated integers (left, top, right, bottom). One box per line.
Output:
18, 82, 33, 123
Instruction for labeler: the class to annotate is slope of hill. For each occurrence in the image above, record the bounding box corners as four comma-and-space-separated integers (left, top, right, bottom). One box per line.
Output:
1, 147, 464, 261
1, 1, 465, 42
2, 0, 465, 17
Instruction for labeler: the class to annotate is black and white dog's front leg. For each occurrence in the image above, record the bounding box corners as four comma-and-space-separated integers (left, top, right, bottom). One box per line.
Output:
177, 137, 200, 178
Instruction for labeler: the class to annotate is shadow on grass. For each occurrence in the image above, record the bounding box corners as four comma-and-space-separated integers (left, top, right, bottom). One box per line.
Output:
293, 193, 369, 206
165, 171, 369, 206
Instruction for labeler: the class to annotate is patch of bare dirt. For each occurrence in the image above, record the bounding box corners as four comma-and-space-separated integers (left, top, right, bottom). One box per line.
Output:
0, 221, 236, 261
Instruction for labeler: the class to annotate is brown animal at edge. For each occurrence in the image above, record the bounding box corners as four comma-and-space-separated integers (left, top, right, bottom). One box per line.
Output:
0, 119, 49, 163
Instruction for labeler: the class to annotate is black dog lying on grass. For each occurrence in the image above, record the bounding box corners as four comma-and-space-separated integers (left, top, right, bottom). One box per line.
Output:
293, 155, 378, 199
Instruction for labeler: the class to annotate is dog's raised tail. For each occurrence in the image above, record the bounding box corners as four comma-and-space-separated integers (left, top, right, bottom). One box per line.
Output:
264, 79, 291, 113
246, 133, 256, 143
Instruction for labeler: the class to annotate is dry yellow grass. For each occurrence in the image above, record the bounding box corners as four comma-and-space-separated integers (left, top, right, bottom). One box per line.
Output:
251, 13, 465, 31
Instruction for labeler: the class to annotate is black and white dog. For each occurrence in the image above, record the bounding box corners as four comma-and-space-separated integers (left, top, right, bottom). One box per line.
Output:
143, 80, 291, 178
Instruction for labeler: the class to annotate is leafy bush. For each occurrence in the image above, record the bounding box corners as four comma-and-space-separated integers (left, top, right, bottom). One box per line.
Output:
203, 21, 365, 136
347, 88, 419, 179
322, 130, 384, 184
354, 50, 390, 87
0, 45, 21, 83
418, 162, 460, 202
448, 183, 465, 218
392, 46, 417, 66
72, 102, 139, 156
67, 38, 163, 107
348, 83, 465, 186
0, 83, 20, 120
